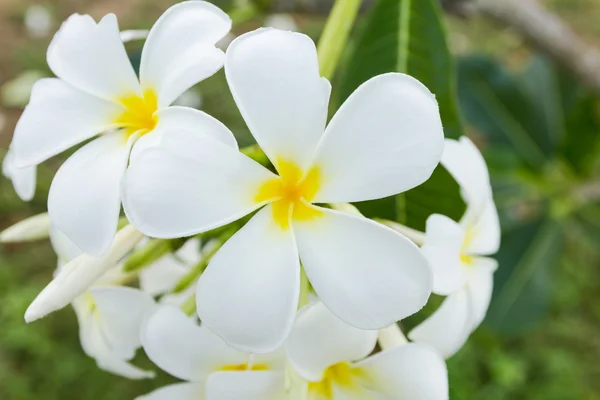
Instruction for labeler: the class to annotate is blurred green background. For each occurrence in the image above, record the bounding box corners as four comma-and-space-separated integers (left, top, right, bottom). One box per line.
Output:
1, 0, 599, 399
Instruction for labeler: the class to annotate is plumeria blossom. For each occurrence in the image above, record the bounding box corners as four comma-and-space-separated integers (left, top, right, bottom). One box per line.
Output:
123, 28, 444, 353
139, 238, 204, 306
138, 305, 286, 400
50, 226, 156, 379
286, 301, 449, 400
25, 224, 144, 322
3, 148, 36, 201
11, 1, 233, 256
409, 137, 500, 358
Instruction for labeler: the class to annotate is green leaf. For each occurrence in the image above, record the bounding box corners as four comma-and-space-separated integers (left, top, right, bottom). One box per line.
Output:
560, 95, 600, 177
339, 0, 465, 228
457, 55, 551, 168
486, 218, 563, 334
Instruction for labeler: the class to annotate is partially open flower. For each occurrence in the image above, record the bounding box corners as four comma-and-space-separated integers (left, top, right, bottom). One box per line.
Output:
123, 28, 444, 353
409, 137, 500, 358
12, 1, 233, 256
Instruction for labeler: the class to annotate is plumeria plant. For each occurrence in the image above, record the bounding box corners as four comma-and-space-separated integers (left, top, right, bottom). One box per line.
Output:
1, 0, 503, 399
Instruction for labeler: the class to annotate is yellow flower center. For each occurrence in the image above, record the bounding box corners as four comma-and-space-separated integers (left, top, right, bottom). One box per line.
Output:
460, 227, 475, 265
115, 89, 159, 137
308, 362, 367, 399
219, 363, 269, 372
255, 159, 322, 229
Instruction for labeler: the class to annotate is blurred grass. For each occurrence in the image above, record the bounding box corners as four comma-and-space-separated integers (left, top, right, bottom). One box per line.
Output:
0, 0, 599, 399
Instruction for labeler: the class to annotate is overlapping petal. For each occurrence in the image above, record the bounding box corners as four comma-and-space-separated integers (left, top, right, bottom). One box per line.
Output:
141, 306, 246, 382
123, 134, 275, 239
2, 148, 36, 201
286, 301, 378, 381
355, 343, 448, 400
225, 28, 329, 171
12, 78, 122, 167
140, 1, 231, 107
293, 207, 432, 330
466, 257, 497, 330
205, 371, 286, 400
421, 214, 467, 295
48, 130, 135, 256
312, 73, 444, 203
137, 382, 205, 400
47, 14, 140, 101
196, 206, 300, 354
462, 198, 501, 256
408, 290, 471, 359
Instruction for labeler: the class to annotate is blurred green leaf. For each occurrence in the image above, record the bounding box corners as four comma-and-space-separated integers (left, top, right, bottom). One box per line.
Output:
486, 218, 563, 334
340, 0, 465, 228
560, 95, 600, 177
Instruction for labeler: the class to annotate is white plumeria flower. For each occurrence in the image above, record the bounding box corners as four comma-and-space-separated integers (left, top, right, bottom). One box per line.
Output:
139, 238, 204, 306
25, 224, 144, 322
0, 212, 50, 242
11, 1, 234, 256
286, 301, 449, 400
409, 137, 500, 358
49, 226, 156, 379
138, 305, 286, 400
122, 28, 444, 353
3, 148, 36, 201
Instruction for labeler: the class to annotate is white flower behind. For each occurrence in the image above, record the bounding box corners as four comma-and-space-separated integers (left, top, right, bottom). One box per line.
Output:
286, 301, 449, 400
409, 136, 501, 358
138, 305, 286, 400
123, 28, 444, 354
12, 1, 234, 256
50, 226, 156, 379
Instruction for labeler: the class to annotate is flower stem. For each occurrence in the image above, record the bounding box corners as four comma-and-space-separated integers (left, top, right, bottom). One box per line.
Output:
317, 0, 362, 80
181, 293, 197, 316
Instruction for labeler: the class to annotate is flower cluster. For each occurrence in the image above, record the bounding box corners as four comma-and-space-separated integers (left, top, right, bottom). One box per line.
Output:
1, 2, 501, 399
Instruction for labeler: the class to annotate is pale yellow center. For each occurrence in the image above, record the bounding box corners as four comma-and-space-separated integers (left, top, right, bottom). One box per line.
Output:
219, 363, 269, 372
460, 227, 475, 265
114, 89, 159, 137
308, 362, 367, 399
255, 159, 322, 229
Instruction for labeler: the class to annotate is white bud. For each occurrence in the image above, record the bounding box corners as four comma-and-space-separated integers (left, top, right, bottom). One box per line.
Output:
378, 323, 408, 350
0, 213, 50, 243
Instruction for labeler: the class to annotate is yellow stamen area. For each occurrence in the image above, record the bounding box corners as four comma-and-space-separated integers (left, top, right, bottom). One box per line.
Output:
308, 362, 366, 399
460, 227, 475, 265
219, 363, 269, 372
255, 159, 322, 229
114, 89, 159, 137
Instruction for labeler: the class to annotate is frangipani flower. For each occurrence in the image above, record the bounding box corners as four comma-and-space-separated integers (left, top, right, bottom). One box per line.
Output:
12, 1, 234, 255
51, 226, 156, 379
25, 224, 144, 322
409, 137, 500, 358
3, 148, 36, 201
138, 306, 286, 400
123, 28, 444, 353
286, 301, 449, 400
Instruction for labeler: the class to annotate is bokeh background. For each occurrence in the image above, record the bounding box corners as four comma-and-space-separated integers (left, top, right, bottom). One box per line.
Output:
1, 0, 599, 399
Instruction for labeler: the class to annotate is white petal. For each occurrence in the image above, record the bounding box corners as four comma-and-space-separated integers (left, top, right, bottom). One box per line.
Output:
196, 206, 300, 354
123, 134, 274, 239
466, 257, 496, 330
48, 131, 134, 256
49, 224, 82, 263
442, 137, 492, 211
286, 301, 377, 381
47, 14, 140, 100
120, 29, 148, 43
96, 356, 155, 380
225, 28, 329, 170
140, 1, 231, 107
463, 197, 501, 256
408, 290, 471, 359
312, 73, 444, 203
293, 207, 432, 330
139, 255, 189, 296
206, 371, 286, 400
0, 212, 50, 243
89, 286, 155, 358
141, 305, 246, 382
177, 238, 204, 265
25, 225, 143, 322
377, 324, 408, 351
137, 383, 205, 400
12, 78, 122, 167
422, 214, 468, 295
130, 106, 238, 164
355, 343, 448, 400
2, 148, 36, 200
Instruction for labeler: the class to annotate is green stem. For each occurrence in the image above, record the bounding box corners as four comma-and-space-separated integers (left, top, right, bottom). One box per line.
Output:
298, 267, 310, 309
181, 293, 197, 316
122, 238, 187, 272
317, 0, 362, 80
